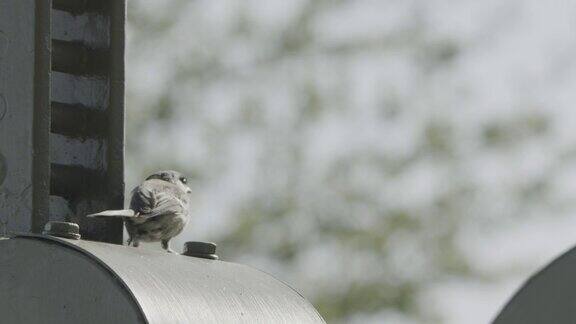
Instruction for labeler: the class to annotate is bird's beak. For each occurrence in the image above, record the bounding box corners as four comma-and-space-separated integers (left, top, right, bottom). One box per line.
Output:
186, 188, 192, 194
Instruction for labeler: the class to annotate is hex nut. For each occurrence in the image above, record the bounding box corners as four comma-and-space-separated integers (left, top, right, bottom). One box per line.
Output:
43, 221, 81, 240
183, 241, 218, 260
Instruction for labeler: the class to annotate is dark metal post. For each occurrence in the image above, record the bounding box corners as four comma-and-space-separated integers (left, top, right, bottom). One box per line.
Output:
0, 0, 51, 234
0, 0, 126, 244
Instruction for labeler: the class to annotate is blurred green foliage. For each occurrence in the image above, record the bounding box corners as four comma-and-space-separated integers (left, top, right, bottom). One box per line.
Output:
126, 1, 567, 323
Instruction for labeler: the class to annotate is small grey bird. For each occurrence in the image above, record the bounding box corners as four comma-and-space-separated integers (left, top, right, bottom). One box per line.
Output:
88, 170, 192, 253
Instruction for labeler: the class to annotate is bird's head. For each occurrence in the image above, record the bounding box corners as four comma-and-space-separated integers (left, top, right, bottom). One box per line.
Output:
146, 170, 192, 194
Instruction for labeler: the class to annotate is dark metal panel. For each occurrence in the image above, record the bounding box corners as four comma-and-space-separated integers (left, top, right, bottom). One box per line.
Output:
493, 245, 576, 323
0, 237, 145, 324
52, 0, 105, 15
32, 0, 52, 233
52, 39, 108, 75
51, 101, 107, 137
0, 0, 51, 234
105, 0, 127, 244
20, 235, 326, 323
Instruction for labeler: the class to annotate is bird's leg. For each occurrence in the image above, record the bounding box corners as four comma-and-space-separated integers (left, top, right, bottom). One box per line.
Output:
161, 239, 175, 253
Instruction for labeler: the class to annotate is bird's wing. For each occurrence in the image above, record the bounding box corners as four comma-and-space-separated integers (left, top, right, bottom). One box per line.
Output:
130, 182, 186, 219
87, 209, 136, 218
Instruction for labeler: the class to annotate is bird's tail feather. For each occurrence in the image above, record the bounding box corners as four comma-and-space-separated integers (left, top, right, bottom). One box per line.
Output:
87, 209, 136, 218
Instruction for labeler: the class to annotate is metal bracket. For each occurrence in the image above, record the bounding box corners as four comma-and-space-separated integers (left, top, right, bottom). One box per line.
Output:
0, 0, 126, 244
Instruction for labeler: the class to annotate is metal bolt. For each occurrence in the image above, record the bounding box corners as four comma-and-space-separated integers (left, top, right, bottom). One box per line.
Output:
42, 221, 81, 240
183, 241, 219, 260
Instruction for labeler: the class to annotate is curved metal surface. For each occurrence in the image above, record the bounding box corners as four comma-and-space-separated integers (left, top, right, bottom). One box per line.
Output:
493, 245, 576, 323
17, 234, 325, 324
0, 237, 145, 324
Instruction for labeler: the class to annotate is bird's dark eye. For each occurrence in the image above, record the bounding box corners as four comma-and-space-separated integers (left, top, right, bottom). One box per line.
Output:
180, 177, 187, 184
